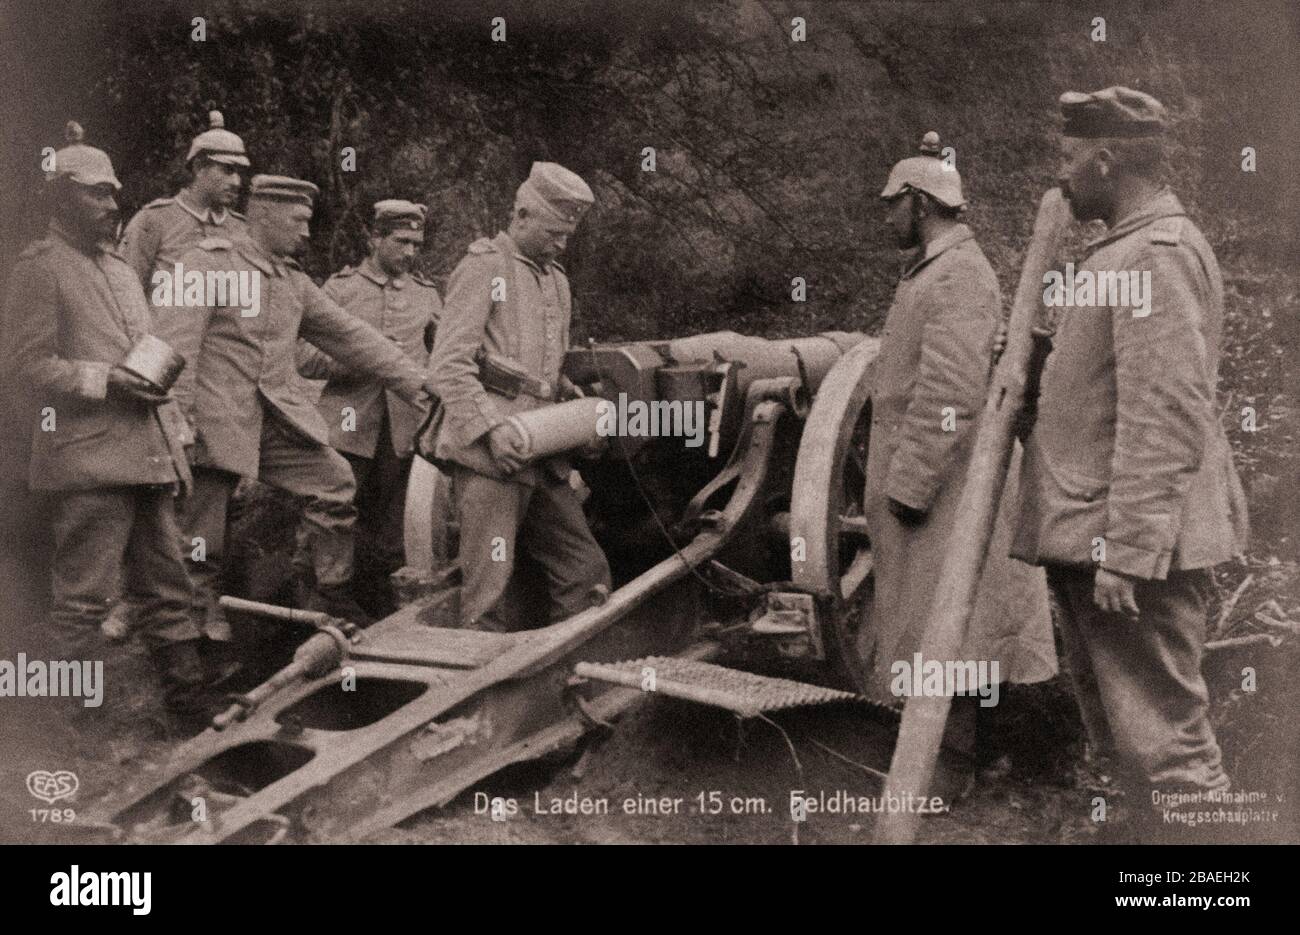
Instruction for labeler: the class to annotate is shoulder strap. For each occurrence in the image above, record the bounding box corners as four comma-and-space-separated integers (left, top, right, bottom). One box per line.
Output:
18, 238, 53, 260
1148, 215, 1185, 246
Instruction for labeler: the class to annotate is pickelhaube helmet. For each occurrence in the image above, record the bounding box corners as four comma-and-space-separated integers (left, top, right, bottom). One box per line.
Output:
880, 131, 966, 209
186, 110, 250, 167
45, 121, 120, 189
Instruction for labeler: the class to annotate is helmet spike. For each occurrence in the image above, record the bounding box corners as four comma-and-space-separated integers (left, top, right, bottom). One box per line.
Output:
919, 131, 942, 156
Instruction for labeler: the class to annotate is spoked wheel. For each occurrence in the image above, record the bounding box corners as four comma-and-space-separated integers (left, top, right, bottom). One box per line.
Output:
790, 338, 879, 695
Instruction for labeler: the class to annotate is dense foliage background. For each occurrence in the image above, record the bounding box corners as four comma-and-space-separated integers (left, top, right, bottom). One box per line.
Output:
4, 0, 1295, 544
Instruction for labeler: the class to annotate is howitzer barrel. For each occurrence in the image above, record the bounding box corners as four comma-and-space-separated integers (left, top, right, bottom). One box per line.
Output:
563, 330, 866, 461
657, 331, 864, 395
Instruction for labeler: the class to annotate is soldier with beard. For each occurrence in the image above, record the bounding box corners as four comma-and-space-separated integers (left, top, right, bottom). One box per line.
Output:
1012, 88, 1249, 835
6, 123, 209, 723
862, 133, 1055, 763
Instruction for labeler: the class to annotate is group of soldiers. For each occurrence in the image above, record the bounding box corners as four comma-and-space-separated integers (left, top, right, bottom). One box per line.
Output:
7, 82, 1248, 838
9, 110, 609, 727
867, 85, 1248, 834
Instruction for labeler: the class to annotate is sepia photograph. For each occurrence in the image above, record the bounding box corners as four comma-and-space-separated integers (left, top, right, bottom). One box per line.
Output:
0, 0, 1296, 889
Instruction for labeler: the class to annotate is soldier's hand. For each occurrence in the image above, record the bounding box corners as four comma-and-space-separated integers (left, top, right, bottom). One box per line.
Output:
558, 376, 585, 401
1094, 567, 1140, 619
488, 422, 526, 474
107, 365, 168, 407
888, 497, 928, 527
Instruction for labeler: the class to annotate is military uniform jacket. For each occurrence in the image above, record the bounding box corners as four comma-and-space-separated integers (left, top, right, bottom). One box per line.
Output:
153, 236, 428, 480
860, 224, 1055, 697
7, 223, 191, 492
869, 225, 996, 511
298, 257, 441, 459
1012, 190, 1249, 579
427, 232, 572, 482
119, 193, 248, 290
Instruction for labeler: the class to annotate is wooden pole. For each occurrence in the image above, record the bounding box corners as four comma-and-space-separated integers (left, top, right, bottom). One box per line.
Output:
873, 188, 1071, 844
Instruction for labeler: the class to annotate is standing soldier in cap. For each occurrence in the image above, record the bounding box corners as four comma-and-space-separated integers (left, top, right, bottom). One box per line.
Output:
297, 199, 442, 615
152, 175, 439, 628
426, 161, 611, 631
5, 123, 209, 722
1013, 87, 1249, 832
119, 110, 250, 290
862, 133, 1055, 749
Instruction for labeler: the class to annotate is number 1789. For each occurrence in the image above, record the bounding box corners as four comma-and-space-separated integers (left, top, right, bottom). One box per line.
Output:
30, 808, 76, 823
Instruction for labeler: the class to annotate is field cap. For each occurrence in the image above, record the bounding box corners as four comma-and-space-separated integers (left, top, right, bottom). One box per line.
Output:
515, 162, 594, 226
249, 174, 319, 206
1060, 86, 1167, 138
373, 199, 428, 232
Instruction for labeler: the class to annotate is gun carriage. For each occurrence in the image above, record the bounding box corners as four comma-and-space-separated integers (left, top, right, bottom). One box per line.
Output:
96, 329, 899, 843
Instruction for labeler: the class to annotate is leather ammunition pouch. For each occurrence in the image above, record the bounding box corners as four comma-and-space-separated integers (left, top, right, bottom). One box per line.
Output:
475, 348, 553, 400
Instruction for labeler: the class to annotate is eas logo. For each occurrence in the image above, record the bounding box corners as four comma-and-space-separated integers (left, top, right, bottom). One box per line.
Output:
26, 770, 79, 804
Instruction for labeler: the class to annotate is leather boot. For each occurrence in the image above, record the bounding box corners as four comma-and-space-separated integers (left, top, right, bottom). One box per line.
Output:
152, 640, 214, 730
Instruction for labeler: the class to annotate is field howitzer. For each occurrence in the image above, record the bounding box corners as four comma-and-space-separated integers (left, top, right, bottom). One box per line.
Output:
92, 326, 936, 844
405, 330, 868, 576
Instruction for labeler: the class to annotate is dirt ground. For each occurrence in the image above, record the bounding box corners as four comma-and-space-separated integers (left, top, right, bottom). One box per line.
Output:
29, 640, 1291, 847
3, 477, 1297, 846
377, 662, 1299, 846
4, 621, 1296, 845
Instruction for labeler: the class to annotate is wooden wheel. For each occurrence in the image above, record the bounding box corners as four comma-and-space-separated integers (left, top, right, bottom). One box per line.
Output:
789, 338, 879, 693
403, 456, 456, 577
